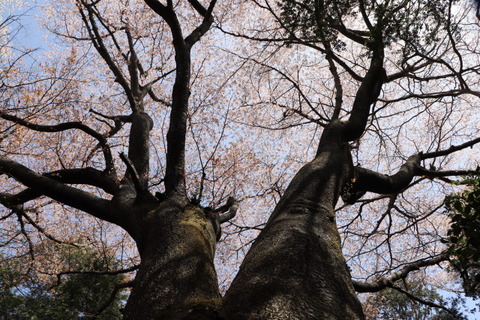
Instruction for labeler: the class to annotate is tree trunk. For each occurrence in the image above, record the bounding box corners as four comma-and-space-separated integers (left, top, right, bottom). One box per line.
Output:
222, 124, 365, 319
123, 201, 222, 319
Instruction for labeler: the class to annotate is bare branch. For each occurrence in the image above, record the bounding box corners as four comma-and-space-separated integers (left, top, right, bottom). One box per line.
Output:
119, 152, 143, 193
0, 111, 115, 172
214, 197, 239, 223
421, 136, 480, 160
0, 157, 114, 223
57, 264, 139, 278
391, 284, 459, 316
95, 280, 135, 316
16, 206, 81, 247
353, 154, 422, 195
353, 253, 449, 292
77, 0, 135, 109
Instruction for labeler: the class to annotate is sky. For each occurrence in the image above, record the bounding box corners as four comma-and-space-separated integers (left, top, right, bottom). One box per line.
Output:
3, 0, 480, 319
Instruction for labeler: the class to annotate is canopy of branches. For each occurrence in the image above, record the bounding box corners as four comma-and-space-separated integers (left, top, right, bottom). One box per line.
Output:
1, 0, 480, 318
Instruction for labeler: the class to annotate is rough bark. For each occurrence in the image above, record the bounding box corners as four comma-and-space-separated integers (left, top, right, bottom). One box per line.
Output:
222, 39, 387, 320
222, 123, 365, 320
123, 201, 222, 319
4, 2, 466, 319
120, 3, 222, 318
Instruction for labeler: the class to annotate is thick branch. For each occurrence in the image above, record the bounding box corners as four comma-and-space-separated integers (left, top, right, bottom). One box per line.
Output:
144, 0, 183, 42
213, 196, 239, 223
421, 136, 480, 159
47, 168, 118, 193
331, 24, 369, 45
188, 0, 208, 16
343, 45, 386, 141
143, 0, 168, 18
328, 53, 344, 120
118, 152, 157, 203
353, 253, 449, 292
0, 189, 41, 205
185, 0, 217, 47
0, 167, 117, 206
0, 111, 114, 172
127, 112, 153, 190
144, 0, 215, 198
119, 152, 145, 192
144, 1, 191, 198
354, 154, 422, 194
0, 158, 114, 223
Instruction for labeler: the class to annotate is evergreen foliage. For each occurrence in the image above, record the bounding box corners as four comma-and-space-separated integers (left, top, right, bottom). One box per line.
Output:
277, 0, 459, 54
365, 281, 467, 320
445, 176, 480, 298
0, 247, 125, 319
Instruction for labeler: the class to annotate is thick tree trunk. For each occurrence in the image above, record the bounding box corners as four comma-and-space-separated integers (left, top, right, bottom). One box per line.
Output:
223, 124, 365, 319
123, 201, 222, 319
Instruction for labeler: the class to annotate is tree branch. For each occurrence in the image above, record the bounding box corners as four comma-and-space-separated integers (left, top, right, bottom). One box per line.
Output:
77, 0, 136, 109
144, 0, 192, 199
213, 196, 239, 223
143, 0, 167, 18
57, 264, 139, 278
185, 0, 217, 47
343, 45, 386, 141
0, 167, 118, 206
353, 253, 449, 292
421, 136, 480, 160
188, 0, 209, 16
0, 157, 115, 223
0, 111, 114, 172
95, 280, 135, 316
15, 206, 81, 247
353, 154, 422, 195
119, 152, 152, 201
207, 197, 238, 241
390, 284, 459, 316
126, 112, 153, 190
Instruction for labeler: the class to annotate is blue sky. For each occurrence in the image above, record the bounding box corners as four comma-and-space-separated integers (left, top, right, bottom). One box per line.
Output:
4, 0, 480, 319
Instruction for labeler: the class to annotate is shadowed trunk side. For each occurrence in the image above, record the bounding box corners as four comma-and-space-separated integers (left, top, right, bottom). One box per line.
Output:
222, 38, 386, 319
222, 123, 364, 319
123, 201, 222, 319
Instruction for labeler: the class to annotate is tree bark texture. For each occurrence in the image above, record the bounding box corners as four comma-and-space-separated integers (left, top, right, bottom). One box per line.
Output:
0, 2, 415, 319
222, 123, 365, 320
123, 201, 222, 319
